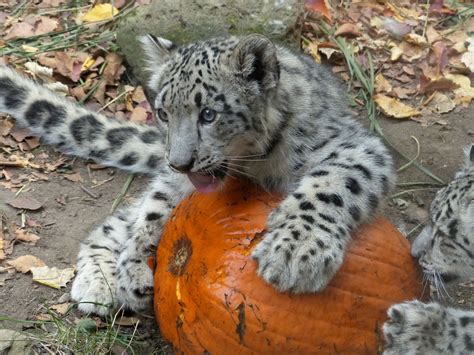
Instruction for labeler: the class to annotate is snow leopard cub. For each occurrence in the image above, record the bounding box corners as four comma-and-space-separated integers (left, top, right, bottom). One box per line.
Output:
383, 144, 474, 355
0, 34, 393, 315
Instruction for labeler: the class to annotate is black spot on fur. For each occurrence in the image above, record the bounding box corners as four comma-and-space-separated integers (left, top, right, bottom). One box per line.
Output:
194, 92, 202, 107
146, 155, 161, 169
317, 224, 331, 234
368, 193, 379, 211
447, 219, 458, 238
291, 230, 300, 240
316, 193, 344, 207
345, 177, 361, 195
215, 93, 226, 102
311, 170, 329, 177
460, 317, 473, 327
349, 205, 361, 222
120, 152, 139, 166
301, 214, 315, 224
103, 225, 114, 234
299, 201, 315, 210
153, 191, 167, 200
353, 164, 372, 180
141, 130, 160, 144
318, 213, 336, 224
0, 76, 27, 109
146, 212, 162, 221
23, 100, 67, 129
107, 127, 138, 148
70, 114, 105, 144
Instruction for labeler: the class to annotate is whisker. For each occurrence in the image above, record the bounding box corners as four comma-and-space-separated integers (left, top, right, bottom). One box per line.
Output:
223, 153, 266, 158
225, 161, 250, 169
226, 158, 268, 162
223, 165, 255, 179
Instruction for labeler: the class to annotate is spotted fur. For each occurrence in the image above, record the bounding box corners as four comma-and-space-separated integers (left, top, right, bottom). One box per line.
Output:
0, 34, 393, 315
384, 145, 474, 355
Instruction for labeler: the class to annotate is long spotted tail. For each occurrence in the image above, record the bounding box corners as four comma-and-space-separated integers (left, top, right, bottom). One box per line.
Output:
0, 66, 164, 174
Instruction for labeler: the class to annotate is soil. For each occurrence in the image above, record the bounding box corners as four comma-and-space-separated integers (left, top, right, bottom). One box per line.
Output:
0, 104, 473, 348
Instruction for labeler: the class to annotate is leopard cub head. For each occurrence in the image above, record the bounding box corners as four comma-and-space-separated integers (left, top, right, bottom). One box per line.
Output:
412, 144, 474, 285
139, 34, 280, 192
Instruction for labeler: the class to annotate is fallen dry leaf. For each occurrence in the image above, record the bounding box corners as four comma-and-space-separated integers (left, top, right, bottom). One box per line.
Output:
82, 4, 119, 23
15, 229, 40, 244
64, 172, 83, 182
7, 255, 46, 273
31, 266, 75, 289
419, 75, 459, 95
424, 92, 455, 114
375, 74, 393, 93
382, 17, 411, 39
404, 33, 427, 46
50, 302, 71, 315
7, 196, 43, 211
374, 94, 421, 119
305, 0, 332, 21
445, 74, 474, 106
129, 106, 148, 123
334, 23, 361, 38
461, 38, 474, 72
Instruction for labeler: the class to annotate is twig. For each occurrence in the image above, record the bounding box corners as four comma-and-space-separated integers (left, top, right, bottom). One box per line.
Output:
111, 174, 134, 213
80, 185, 99, 199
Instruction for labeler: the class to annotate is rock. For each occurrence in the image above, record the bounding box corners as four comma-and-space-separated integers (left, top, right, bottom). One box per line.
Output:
0, 329, 32, 354
117, 0, 305, 86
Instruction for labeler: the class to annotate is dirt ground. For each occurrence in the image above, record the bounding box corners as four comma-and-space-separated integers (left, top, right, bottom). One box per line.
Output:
0, 104, 473, 347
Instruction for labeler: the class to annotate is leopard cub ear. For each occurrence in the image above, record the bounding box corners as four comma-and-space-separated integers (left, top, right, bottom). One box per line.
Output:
138, 34, 176, 67
231, 34, 280, 91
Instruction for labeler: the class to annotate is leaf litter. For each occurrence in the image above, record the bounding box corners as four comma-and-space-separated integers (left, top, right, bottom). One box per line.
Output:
305, 0, 474, 124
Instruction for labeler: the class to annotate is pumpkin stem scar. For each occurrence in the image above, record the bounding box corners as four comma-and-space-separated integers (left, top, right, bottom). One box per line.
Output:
236, 302, 246, 344
168, 236, 193, 276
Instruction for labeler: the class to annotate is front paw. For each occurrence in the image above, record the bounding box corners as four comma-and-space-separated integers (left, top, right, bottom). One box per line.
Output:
383, 301, 447, 354
252, 209, 343, 293
71, 267, 116, 316
116, 257, 154, 313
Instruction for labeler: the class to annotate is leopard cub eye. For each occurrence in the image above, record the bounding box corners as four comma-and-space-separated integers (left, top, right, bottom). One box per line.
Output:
157, 108, 169, 123
199, 108, 217, 123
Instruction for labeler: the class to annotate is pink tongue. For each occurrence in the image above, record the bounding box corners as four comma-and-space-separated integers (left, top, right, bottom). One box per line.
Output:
187, 172, 220, 193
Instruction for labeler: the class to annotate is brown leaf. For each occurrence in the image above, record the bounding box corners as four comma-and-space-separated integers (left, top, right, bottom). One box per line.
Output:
7, 196, 43, 211
9, 127, 30, 142
34, 16, 58, 36
4, 22, 35, 40
392, 87, 416, 99
50, 303, 71, 315
7, 255, 46, 273
64, 172, 83, 182
423, 92, 455, 114
129, 106, 148, 124
15, 229, 40, 244
419, 75, 459, 94
0, 119, 13, 136
334, 23, 361, 38
25, 137, 40, 149
305, 0, 332, 21
103, 53, 124, 84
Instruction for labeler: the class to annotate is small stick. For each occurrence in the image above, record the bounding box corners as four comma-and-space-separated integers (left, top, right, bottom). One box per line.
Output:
80, 185, 99, 199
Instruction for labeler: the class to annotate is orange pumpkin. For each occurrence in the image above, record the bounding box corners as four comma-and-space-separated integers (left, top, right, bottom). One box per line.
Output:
154, 180, 423, 354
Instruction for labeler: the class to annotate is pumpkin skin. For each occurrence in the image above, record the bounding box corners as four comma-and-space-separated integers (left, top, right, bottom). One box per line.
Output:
154, 180, 424, 354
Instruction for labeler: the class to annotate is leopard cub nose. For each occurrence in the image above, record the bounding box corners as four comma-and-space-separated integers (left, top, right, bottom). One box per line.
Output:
169, 157, 195, 173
